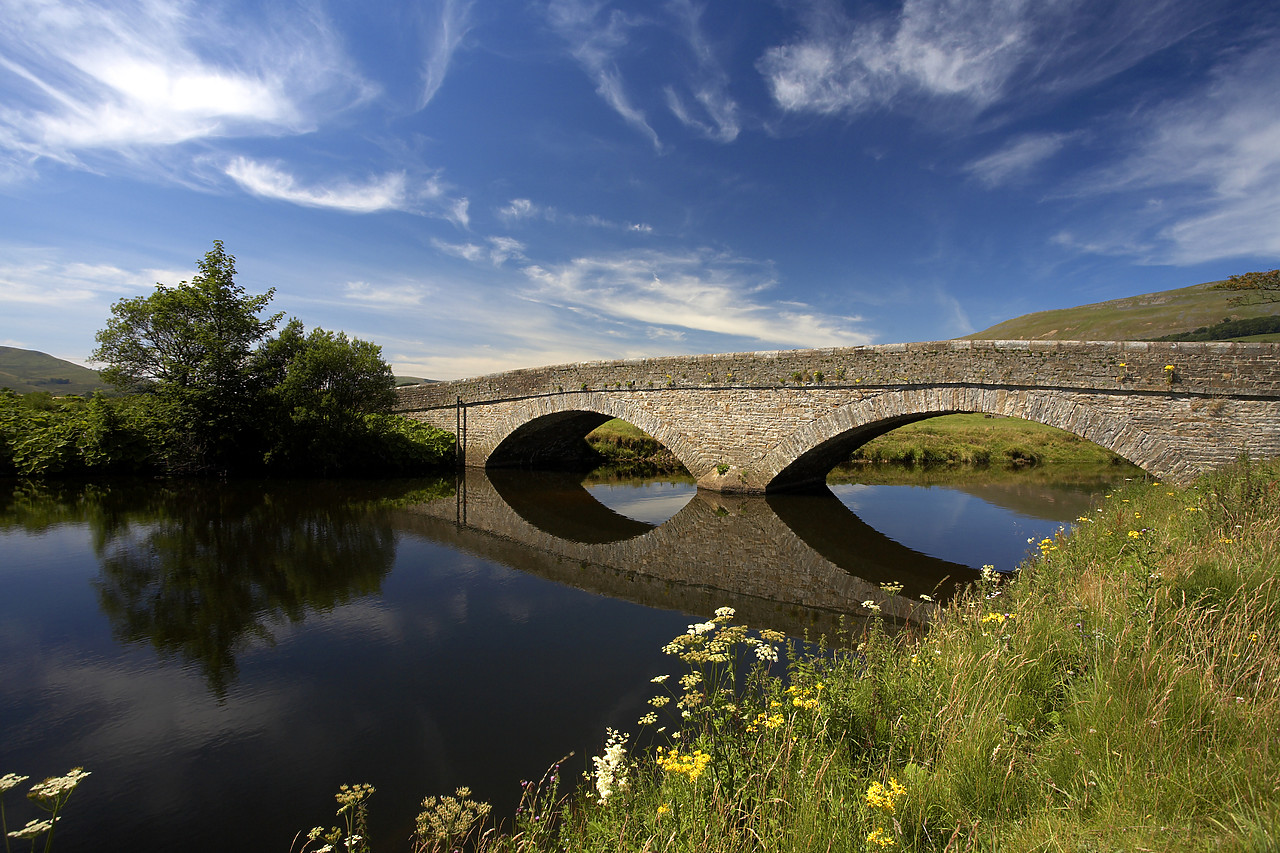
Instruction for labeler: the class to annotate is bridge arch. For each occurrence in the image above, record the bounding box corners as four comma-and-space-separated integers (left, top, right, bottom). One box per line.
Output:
481, 392, 704, 475
761, 386, 1174, 491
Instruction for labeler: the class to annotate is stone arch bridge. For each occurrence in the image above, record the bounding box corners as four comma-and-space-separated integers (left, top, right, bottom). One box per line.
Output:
395, 340, 1280, 493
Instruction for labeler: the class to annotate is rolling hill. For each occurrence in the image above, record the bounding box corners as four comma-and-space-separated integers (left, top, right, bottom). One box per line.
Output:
0, 347, 106, 395
965, 278, 1279, 342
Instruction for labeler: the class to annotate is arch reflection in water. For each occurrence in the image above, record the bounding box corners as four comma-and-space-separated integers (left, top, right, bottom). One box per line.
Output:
401, 469, 976, 634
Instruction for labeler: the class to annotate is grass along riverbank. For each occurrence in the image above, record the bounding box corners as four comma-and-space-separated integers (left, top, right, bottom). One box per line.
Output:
293, 457, 1279, 853
849, 413, 1128, 469
587, 414, 1132, 476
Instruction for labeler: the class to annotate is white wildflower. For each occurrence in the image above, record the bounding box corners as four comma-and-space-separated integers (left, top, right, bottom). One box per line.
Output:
591, 729, 630, 805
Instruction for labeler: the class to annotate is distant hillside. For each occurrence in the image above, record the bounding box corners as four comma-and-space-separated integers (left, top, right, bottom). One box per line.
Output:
965, 279, 1279, 342
0, 346, 105, 395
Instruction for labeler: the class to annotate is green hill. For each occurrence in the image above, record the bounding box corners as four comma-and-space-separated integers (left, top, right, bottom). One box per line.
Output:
965, 278, 1279, 342
0, 347, 106, 395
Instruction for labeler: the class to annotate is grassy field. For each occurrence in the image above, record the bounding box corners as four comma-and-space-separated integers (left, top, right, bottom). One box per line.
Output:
965, 279, 1278, 342
292, 457, 1280, 853
0, 346, 105, 396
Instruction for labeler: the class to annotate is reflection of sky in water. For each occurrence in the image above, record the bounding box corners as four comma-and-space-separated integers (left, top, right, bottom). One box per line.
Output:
585, 481, 697, 525
830, 484, 1072, 573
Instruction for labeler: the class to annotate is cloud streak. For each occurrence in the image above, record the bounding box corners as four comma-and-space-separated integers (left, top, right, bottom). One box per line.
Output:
225, 158, 412, 213
419, 0, 473, 109
758, 0, 1214, 121
521, 249, 868, 348
545, 0, 661, 149
1066, 42, 1280, 265
965, 133, 1074, 187
0, 0, 373, 170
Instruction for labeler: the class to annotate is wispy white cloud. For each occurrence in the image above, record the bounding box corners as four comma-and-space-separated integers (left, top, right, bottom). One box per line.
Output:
225, 158, 411, 213
0, 0, 374, 170
499, 198, 541, 221
496, 197, 652, 233
432, 236, 526, 266
0, 252, 184, 306
965, 132, 1074, 187
1065, 43, 1280, 265
759, 0, 1209, 120
418, 0, 473, 109
343, 281, 428, 307
662, 0, 740, 142
521, 249, 868, 347
545, 0, 662, 150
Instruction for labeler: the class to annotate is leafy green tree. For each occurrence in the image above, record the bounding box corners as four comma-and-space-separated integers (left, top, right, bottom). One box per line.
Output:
257, 320, 398, 471
92, 241, 282, 471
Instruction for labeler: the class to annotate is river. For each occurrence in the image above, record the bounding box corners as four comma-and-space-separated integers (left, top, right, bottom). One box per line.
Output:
0, 466, 1131, 851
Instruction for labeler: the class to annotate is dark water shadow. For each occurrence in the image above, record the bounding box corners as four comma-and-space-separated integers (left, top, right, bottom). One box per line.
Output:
486, 468, 654, 543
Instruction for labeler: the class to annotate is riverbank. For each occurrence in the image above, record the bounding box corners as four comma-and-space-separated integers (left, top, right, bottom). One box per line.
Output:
306, 456, 1278, 852
849, 412, 1128, 468
587, 414, 1132, 479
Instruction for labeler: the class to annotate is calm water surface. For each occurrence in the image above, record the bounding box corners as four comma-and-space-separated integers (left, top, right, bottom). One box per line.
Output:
0, 470, 1122, 851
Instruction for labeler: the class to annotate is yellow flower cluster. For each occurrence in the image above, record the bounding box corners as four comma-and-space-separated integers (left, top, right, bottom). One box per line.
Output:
865, 778, 906, 814
866, 826, 896, 849
980, 612, 1013, 625
657, 747, 711, 781
746, 711, 785, 732
786, 683, 824, 711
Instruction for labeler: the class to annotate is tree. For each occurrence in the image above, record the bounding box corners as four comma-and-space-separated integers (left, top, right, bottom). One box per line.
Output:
93, 241, 282, 471
1214, 268, 1280, 306
257, 320, 397, 471
85, 240, 448, 477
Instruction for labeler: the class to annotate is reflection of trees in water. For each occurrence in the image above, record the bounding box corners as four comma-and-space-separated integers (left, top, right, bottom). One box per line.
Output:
5, 478, 451, 696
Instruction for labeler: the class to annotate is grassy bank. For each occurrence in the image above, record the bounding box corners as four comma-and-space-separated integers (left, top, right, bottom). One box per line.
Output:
296, 457, 1279, 852
850, 413, 1129, 469
587, 414, 1133, 477
586, 419, 689, 476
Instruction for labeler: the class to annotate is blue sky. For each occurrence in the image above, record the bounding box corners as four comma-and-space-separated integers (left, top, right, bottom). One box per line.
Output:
1, 0, 1278, 379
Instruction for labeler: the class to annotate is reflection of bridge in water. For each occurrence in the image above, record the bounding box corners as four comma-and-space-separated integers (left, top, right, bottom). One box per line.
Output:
396, 470, 979, 634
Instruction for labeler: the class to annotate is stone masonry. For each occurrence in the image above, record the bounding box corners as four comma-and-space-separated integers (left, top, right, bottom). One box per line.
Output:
395, 340, 1280, 492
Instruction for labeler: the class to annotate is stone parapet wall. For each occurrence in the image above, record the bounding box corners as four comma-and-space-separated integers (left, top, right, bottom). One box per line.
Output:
393, 340, 1280, 491
397, 340, 1280, 412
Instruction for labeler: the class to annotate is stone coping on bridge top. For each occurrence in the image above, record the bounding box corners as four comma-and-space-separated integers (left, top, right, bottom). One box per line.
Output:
394, 339, 1280, 412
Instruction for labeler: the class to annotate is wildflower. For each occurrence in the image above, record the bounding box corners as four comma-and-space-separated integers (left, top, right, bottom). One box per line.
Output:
657, 747, 712, 781
591, 729, 630, 804
759, 628, 786, 643
649, 695, 670, 708
714, 606, 735, 619
650, 674, 669, 684
755, 644, 779, 663
880, 582, 904, 595
638, 712, 657, 726
656, 803, 670, 816
919, 594, 934, 603
1164, 364, 1175, 371
0, 773, 30, 793
865, 779, 905, 813
861, 600, 882, 614
27, 767, 90, 805
8, 819, 56, 841
866, 826, 895, 849
1127, 530, 1143, 539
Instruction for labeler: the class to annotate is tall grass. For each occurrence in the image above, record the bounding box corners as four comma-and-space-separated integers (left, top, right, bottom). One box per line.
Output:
298, 458, 1280, 853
